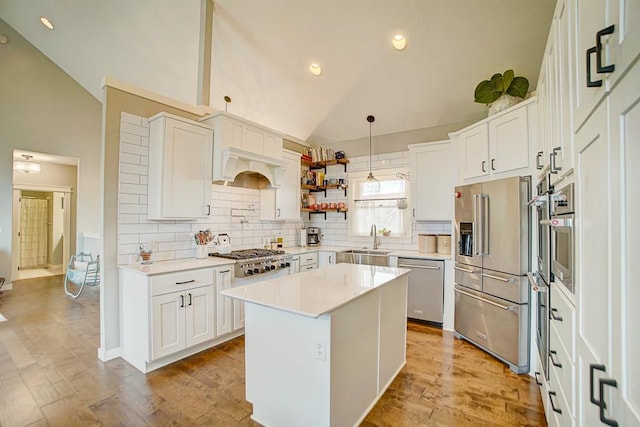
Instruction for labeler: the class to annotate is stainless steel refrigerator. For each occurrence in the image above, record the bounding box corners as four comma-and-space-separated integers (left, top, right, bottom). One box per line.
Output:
454, 175, 531, 374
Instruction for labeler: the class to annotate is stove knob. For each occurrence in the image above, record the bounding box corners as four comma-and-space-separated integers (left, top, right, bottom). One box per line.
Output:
246, 269, 253, 275
253, 268, 259, 274
264, 267, 270, 273
270, 265, 276, 270
279, 263, 285, 269
285, 262, 290, 267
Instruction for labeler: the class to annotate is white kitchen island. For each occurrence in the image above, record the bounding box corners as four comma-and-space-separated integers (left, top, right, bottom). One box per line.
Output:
222, 263, 409, 427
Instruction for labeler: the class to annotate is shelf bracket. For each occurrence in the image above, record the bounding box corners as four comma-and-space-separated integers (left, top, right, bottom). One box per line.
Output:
308, 211, 327, 220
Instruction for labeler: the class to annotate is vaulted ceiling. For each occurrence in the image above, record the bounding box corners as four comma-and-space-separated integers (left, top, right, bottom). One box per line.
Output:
0, 0, 555, 144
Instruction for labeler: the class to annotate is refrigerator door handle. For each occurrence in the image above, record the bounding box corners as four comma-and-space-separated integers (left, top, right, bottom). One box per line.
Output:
481, 194, 490, 255
474, 194, 482, 256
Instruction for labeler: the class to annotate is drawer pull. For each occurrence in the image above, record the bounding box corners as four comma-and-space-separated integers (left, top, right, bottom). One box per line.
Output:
590, 364, 607, 406
596, 25, 616, 74
219, 269, 230, 274
454, 266, 477, 274
599, 378, 619, 427
549, 391, 562, 414
534, 371, 543, 386
550, 308, 563, 322
549, 350, 563, 368
176, 279, 196, 285
398, 264, 441, 270
586, 46, 603, 87
482, 273, 516, 283
454, 288, 515, 311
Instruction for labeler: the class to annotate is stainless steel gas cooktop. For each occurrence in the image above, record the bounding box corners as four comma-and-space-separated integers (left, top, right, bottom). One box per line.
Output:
211, 248, 285, 260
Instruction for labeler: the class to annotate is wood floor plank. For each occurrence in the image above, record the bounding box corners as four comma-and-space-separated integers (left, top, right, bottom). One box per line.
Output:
0, 274, 547, 426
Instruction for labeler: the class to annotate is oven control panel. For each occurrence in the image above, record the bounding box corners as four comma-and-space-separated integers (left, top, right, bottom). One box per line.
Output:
236, 257, 291, 278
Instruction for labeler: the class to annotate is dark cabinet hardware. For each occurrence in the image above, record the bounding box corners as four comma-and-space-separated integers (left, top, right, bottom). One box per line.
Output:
596, 25, 615, 74
599, 378, 619, 426
534, 371, 543, 386
590, 364, 607, 406
550, 350, 563, 368
188, 293, 192, 306
550, 307, 563, 321
180, 295, 184, 308
587, 46, 603, 87
206, 205, 211, 215
491, 159, 496, 171
549, 391, 562, 414
536, 151, 544, 170
481, 160, 486, 172
176, 279, 196, 285
219, 269, 230, 274
552, 147, 562, 173
277, 208, 281, 218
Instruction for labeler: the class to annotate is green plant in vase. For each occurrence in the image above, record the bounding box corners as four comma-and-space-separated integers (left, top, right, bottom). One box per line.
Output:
474, 69, 529, 115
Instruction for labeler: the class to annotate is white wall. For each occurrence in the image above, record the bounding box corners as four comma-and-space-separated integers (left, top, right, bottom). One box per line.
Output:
0, 19, 102, 283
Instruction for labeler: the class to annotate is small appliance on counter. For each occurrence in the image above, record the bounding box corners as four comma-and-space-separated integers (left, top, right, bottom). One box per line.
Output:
217, 233, 232, 254
307, 227, 321, 246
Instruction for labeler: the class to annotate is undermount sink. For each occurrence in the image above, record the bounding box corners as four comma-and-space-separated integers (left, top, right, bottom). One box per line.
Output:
339, 249, 391, 256
336, 249, 390, 266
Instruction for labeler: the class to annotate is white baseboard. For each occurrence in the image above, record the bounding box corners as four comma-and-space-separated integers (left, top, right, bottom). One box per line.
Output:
98, 346, 122, 361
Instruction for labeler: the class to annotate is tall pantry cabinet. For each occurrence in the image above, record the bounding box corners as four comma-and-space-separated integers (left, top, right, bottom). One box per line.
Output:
535, 0, 640, 425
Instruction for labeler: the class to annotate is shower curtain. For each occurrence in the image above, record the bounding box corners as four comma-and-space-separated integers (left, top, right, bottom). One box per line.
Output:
20, 198, 49, 268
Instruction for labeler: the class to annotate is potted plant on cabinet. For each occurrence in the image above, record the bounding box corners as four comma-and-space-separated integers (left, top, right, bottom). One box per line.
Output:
378, 228, 391, 236
474, 69, 529, 115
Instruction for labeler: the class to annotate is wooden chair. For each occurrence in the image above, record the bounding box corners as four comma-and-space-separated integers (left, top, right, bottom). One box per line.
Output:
64, 253, 100, 298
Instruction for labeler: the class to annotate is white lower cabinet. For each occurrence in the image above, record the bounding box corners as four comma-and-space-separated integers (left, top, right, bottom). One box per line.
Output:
215, 266, 233, 336
289, 256, 300, 274
151, 284, 214, 360
299, 252, 318, 271
318, 251, 336, 268
119, 264, 242, 373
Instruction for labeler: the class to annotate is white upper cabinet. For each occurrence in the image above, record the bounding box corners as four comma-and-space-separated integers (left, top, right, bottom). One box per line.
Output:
452, 98, 536, 182
148, 113, 213, 220
409, 141, 457, 221
572, 0, 640, 130
488, 105, 530, 174
456, 124, 489, 180
260, 150, 301, 221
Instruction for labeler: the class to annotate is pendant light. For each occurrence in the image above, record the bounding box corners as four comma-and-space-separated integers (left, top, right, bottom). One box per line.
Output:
365, 115, 380, 193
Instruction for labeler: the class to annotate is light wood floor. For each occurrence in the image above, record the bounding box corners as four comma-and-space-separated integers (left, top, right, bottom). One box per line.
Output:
0, 275, 546, 426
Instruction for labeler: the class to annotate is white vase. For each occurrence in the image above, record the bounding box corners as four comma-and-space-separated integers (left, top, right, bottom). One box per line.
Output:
488, 93, 522, 116
196, 245, 208, 259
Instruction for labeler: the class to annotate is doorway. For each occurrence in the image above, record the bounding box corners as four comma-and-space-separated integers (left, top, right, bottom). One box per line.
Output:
15, 190, 70, 279
11, 150, 78, 281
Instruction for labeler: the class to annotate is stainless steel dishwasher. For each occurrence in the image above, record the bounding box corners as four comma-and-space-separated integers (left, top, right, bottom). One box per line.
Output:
397, 258, 444, 324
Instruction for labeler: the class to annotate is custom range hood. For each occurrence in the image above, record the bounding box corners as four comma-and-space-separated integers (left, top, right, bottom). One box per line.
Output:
200, 112, 287, 187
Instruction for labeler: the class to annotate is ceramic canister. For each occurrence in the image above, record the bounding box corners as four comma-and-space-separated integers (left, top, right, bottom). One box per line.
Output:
418, 234, 437, 253
437, 234, 451, 254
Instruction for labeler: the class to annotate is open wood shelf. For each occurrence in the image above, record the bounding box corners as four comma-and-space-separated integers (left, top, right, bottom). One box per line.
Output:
300, 207, 348, 220
305, 158, 349, 173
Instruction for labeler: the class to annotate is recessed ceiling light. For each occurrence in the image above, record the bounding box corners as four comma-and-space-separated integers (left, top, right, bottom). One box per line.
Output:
40, 16, 55, 30
309, 63, 322, 76
392, 34, 406, 50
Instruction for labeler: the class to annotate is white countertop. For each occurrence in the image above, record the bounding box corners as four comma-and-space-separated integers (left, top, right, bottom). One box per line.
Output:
281, 246, 451, 260
118, 257, 234, 275
221, 263, 410, 318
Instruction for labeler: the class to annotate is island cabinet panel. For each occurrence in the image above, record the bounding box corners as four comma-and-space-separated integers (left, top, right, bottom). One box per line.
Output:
241, 270, 408, 427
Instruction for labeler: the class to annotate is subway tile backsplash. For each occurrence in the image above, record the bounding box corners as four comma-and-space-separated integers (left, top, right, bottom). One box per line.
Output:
117, 113, 451, 264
